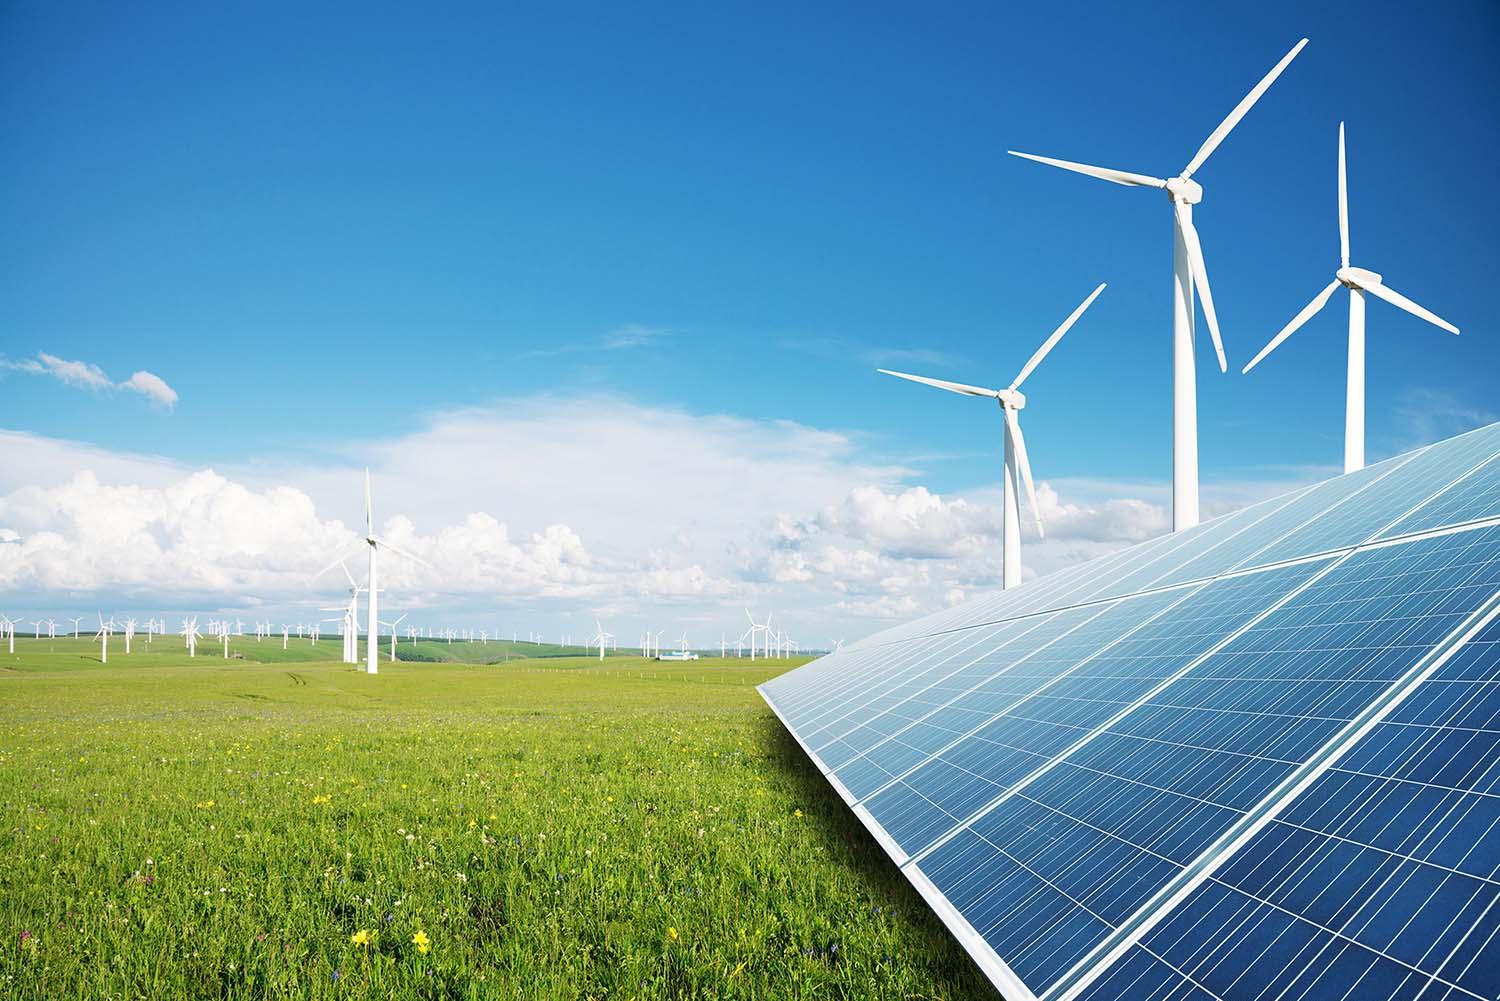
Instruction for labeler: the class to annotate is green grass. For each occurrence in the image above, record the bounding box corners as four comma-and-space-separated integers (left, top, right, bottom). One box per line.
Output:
0, 638, 998, 1000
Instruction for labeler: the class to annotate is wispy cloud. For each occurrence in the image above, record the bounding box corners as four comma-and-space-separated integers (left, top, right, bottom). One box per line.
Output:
518, 323, 671, 359
2, 352, 179, 411
778, 336, 963, 372
1392, 387, 1496, 451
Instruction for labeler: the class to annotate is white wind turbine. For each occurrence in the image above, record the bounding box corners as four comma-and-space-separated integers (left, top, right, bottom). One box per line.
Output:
1009, 38, 1307, 530
317, 472, 432, 676
383, 612, 407, 662
1242, 123, 1458, 473
880, 282, 1107, 588
123, 618, 137, 654
744, 610, 773, 661
70, 616, 84, 639
183, 617, 201, 657
589, 620, 613, 662
1, 616, 12, 655
95, 613, 112, 664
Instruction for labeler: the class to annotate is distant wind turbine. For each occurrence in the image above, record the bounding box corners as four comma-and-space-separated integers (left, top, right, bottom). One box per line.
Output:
1242, 123, 1458, 473
879, 282, 1107, 588
1008, 38, 1308, 530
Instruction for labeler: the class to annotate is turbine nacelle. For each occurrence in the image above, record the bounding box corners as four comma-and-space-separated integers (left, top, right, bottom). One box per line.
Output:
1165, 176, 1203, 205
1336, 266, 1382, 290
996, 388, 1026, 411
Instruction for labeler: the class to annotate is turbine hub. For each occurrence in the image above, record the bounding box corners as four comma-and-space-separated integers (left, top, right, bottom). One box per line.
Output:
997, 389, 1026, 410
1337, 266, 1381, 289
1165, 176, 1203, 205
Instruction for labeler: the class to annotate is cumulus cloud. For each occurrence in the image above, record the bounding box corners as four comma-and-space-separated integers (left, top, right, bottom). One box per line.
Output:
2, 352, 179, 410
0, 395, 1313, 640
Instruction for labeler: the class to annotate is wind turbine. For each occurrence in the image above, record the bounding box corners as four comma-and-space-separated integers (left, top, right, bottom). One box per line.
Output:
879, 282, 1106, 588
95, 613, 112, 664
383, 613, 407, 662
123, 618, 137, 654
69, 616, 84, 639
1242, 123, 1458, 473
589, 620, 613, 662
183, 617, 201, 657
744, 610, 773, 661
1009, 38, 1308, 530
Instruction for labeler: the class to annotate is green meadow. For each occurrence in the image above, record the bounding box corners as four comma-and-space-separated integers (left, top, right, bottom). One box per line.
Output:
0, 637, 997, 1000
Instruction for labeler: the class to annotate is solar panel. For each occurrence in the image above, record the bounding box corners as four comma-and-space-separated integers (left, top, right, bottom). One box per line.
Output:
761, 422, 1500, 1001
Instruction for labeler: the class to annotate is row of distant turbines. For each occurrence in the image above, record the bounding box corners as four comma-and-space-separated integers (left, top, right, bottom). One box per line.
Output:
882, 38, 1458, 590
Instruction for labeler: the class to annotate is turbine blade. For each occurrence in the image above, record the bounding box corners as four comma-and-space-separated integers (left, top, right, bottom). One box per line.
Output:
1004, 408, 1043, 538
745, 608, 755, 627
1011, 283, 1108, 390
311, 545, 365, 585
1182, 38, 1308, 179
1363, 280, 1459, 335
1174, 203, 1229, 372
364, 468, 373, 535
1242, 280, 1343, 374
371, 537, 435, 570
1007, 150, 1167, 188
1338, 122, 1349, 268
877, 369, 1000, 398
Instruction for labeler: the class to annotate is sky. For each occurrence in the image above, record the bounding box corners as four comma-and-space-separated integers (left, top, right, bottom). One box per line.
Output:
1, 0, 1496, 645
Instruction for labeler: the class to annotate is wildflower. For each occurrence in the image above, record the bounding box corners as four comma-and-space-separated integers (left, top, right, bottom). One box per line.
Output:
411, 929, 430, 955
350, 929, 371, 947
667, 926, 679, 942
793, 809, 803, 818
19, 930, 36, 951
313, 794, 332, 805
331, 969, 341, 982
195, 800, 215, 809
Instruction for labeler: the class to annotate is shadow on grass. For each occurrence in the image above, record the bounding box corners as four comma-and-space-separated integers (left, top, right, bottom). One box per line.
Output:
759, 715, 1003, 1000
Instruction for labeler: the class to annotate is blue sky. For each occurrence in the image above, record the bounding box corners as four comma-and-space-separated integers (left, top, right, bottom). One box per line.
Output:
0, 1, 1495, 637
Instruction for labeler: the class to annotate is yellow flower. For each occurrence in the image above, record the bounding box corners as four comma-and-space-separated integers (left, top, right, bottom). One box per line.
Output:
411, 929, 430, 954
195, 800, 215, 809
668, 926, 679, 942
350, 929, 371, 946
313, 794, 332, 805
793, 809, 803, 818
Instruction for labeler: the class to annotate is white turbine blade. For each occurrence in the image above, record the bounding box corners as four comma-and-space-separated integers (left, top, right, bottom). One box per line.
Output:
1010, 283, 1108, 390
1004, 408, 1043, 538
745, 609, 755, 627
1174, 202, 1228, 372
1362, 280, 1460, 335
877, 369, 1000, 398
1242, 280, 1342, 374
311, 545, 364, 584
1007, 150, 1166, 188
372, 537, 435, 570
364, 468, 374, 536
1338, 122, 1349, 268
1181, 38, 1308, 179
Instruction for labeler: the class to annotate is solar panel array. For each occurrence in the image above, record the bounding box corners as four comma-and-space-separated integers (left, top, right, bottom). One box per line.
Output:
761, 421, 1500, 1001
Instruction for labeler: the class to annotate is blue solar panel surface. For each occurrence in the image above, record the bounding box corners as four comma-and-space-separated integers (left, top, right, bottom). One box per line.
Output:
761, 423, 1500, 1001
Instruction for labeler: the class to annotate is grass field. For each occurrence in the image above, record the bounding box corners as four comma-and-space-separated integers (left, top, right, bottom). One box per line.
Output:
0, 637, 998, 1000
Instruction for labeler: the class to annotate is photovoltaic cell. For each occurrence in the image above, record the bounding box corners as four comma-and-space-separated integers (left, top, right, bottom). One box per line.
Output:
1079, 586, 1500, 1001
760, 422, 1500, 1001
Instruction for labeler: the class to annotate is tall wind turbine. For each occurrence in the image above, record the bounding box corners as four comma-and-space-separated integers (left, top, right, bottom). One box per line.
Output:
879, 282, 1107, 588
589, 620, 613, 662
317, 470, 432, 675
1242, 123, 1458, 472
1009, 38, 1307, 530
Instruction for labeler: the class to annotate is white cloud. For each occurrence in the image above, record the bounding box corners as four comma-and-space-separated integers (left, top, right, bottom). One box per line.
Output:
2, 352, 179, 410
0, 395, 1314, 641
119, 371, 179, 409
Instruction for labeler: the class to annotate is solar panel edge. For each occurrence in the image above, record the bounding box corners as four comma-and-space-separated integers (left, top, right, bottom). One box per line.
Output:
1045, 581, 1500, 1001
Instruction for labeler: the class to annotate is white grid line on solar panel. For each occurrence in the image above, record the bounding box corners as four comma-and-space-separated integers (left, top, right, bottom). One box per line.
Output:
899, 557, 1342, 874
842, 588, 1204, 829
1086, 618, 1500, 1001
1128, 445, 1430, 595
763, 630, 968, 728
1380, 432, 1500, 541
826, 601, 1150, 854
1252, 423, 1500, 568
1061, 485, 1332, 605
1049, 529, 1500, 1001
839, 537, 1174, 655
798, 619, 1055, 762
806, 616, 1084, 773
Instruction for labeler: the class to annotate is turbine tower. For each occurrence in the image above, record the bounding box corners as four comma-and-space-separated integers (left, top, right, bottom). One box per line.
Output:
1008, 38, 1307, 530
879, 282, 1106, 588
1242, 123, 1458, 472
